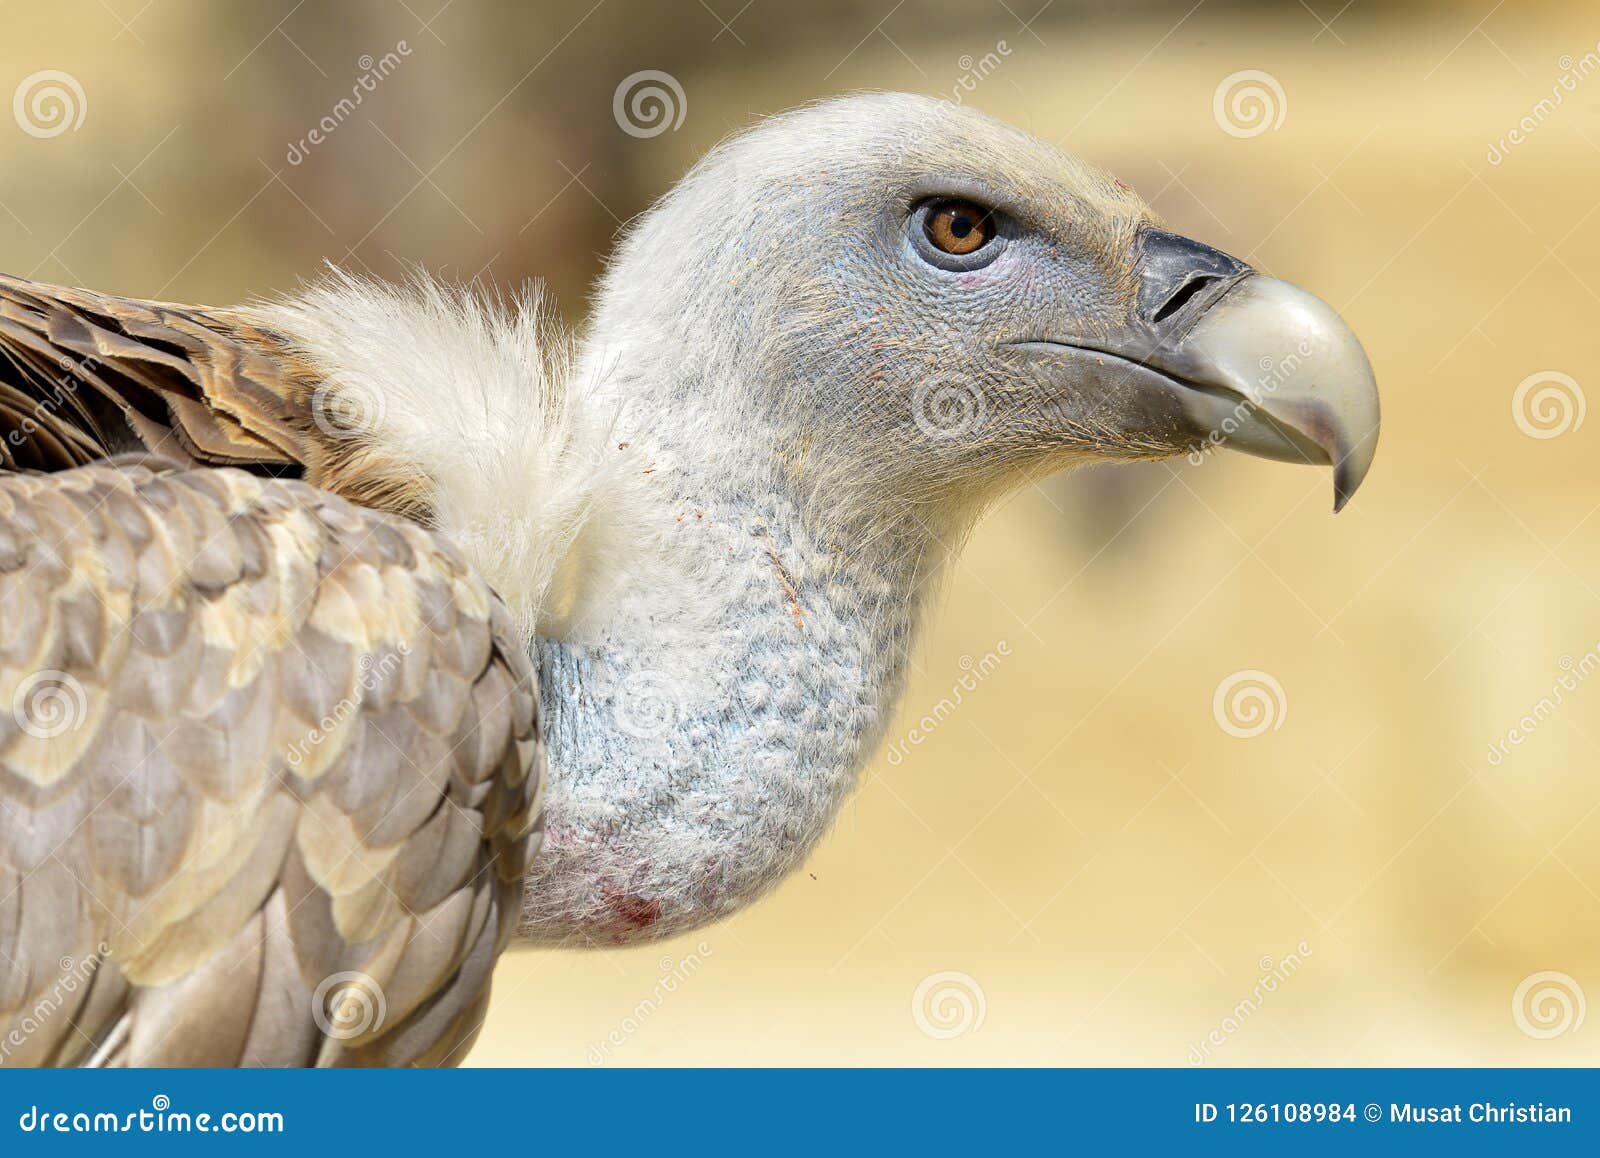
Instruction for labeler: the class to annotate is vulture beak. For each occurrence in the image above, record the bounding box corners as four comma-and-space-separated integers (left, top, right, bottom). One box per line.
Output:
1130, 229, 1381, 512
1019, 229, 1381, 512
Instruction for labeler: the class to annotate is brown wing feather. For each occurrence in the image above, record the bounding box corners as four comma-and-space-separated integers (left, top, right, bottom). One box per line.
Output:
0, 273, 434, 524
0, 460, 543, 1067
0, 274, 308, 469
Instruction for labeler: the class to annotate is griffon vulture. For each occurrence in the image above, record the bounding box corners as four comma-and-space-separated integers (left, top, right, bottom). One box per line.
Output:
0, 93, 1379, 1065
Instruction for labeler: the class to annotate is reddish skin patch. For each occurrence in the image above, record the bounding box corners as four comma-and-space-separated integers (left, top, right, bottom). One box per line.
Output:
603, 887, 662, 931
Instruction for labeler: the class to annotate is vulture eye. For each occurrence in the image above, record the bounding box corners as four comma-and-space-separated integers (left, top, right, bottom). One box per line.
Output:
923, 200, 996, 255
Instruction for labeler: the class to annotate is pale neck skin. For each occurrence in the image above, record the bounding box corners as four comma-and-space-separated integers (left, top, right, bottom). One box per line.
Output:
516, 336, 971, 946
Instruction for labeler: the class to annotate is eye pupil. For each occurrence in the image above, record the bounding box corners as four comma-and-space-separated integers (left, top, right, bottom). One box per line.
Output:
923, 199, 995, 258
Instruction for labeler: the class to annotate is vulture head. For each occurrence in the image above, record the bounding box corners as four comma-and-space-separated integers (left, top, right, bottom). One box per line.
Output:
516, 93, 1381, 944
581, 92, 1378, 535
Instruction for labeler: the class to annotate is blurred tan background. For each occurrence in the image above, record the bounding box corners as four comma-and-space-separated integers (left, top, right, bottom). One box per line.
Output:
4, 0, 1598, 1065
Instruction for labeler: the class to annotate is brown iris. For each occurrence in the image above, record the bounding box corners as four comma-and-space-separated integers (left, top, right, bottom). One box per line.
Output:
923, 199, 995, 255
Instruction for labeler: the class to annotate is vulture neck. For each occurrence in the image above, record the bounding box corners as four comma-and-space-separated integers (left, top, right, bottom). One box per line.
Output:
517, 339, 963, 945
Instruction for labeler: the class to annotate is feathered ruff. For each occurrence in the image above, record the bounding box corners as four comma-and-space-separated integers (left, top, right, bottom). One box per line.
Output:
249, 269, 664, 643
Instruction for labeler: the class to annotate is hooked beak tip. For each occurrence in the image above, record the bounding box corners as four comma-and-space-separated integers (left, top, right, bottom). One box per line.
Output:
1332, 430, 1379, 513
1171, 274, 1382, 512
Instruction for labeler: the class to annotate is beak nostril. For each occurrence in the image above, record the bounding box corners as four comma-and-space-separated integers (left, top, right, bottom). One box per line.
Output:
1135, 229, 1251, 330
1151, 274, 1217, 325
